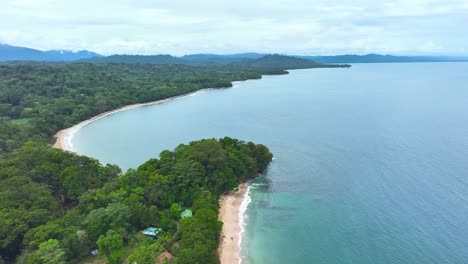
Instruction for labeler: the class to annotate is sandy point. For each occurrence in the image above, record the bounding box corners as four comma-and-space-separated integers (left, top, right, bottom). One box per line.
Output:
218, 183, 249, 264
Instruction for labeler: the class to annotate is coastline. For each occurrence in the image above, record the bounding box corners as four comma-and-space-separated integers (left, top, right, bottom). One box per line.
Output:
52, 88, 217, 151
218, 183, 250, 264
52, 77, 262, 152
52, 82, 256, 264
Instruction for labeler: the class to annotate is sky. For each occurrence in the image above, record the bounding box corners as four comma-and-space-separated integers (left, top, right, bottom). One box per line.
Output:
0, 0, 467, 56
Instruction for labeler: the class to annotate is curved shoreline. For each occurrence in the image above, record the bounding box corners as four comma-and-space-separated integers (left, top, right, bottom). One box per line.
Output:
51, 76, 266, 151
52, 82, 254, 264
52, 87, 217, 151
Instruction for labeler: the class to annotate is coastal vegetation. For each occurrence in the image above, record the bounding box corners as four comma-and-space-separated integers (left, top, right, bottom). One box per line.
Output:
0, 54, 349, 153
0, 63, 260, 153
0, 138, 272, 263
0, 58, 296, 263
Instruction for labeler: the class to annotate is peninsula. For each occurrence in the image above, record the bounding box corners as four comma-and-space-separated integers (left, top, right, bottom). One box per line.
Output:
0, 54, 336, 263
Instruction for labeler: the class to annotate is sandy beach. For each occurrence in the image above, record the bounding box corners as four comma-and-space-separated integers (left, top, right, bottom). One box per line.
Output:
52, 85, 250, 264
52, 78, 257, 151
52, 89, 216, 151
218, 183, 249, 264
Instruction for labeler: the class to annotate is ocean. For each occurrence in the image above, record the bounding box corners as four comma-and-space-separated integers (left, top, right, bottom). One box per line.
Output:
71, 62, 468, 263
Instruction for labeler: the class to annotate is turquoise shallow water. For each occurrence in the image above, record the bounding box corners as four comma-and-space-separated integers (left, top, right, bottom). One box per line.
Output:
73, 63, 468, 264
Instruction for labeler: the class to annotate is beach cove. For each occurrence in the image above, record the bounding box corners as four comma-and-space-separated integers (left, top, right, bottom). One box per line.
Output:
52, 88, 219, 151
58, 63, 468, 264
53, 83, 259, 264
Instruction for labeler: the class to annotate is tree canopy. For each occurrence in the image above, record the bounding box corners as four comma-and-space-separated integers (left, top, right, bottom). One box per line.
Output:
0, 138, 272, 263
0, 61, 276, 263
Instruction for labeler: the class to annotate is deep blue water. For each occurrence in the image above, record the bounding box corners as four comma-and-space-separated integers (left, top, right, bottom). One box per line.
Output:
73, 63, 468, 263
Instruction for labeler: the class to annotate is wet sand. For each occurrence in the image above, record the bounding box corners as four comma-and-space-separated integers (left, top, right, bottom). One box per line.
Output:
218, 183, 249, 264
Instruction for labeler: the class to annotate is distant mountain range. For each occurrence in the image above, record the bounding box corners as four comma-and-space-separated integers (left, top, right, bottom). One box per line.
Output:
83, 53, 264, 65
0, 44, 102, 61
299, 54, 468, 63
1, 44, 467, 64
84, 54, 349, 69
242, 54, 348, 69
180, 53, 265, 64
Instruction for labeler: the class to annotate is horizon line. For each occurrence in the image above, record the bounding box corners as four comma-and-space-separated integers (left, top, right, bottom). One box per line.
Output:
1, 43, 468, 58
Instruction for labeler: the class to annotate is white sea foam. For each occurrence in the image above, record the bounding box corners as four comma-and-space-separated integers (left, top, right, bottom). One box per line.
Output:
238, 184, 252, 264
250, 182, 268, 187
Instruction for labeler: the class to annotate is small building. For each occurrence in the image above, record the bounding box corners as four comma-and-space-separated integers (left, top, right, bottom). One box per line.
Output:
181, 209, 193, 219
157, 252, 173, 264
142, 227, 162, 238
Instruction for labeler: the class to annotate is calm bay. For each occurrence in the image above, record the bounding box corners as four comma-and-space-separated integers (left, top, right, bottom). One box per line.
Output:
72, 62, 468, 264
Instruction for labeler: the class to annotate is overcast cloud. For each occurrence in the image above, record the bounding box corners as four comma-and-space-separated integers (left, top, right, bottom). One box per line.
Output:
0, 0, 467, 55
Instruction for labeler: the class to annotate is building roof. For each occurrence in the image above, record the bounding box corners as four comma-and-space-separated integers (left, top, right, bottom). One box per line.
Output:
181, 209, 193, 219
157, 252, 173, 264
142, 227, 162, 237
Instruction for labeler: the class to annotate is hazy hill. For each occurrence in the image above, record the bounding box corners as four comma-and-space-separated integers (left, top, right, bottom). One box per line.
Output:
181, 53, 265, 64
301, 54, 468, 63
84, 53, 349, 69
178, 53, 468, 64
244, 54, 348, 69
0, 44, 102, 61
86, 54, 183, 64
1, 44, 466, 64
84, 53, 260, 65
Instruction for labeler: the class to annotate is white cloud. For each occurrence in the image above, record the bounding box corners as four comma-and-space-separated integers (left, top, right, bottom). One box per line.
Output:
0, 0, 467, 55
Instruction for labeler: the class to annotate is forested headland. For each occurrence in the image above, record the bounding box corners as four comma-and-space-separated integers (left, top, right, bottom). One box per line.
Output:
0, 138, 272, 263
0, 55, 334, 263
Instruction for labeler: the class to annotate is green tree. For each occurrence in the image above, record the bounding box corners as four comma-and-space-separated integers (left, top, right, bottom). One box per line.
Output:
252, 144, 273, 172
0, 208, 52, 258
83, 203, 130, 242
127, 241, 164, 264
60, 166, 86, 199
190, 139, 227, 173
32, 239, 67, 264
170, 203, 181, 219
177, 243, 218, 264
97, 230, 124, 264
22, 222, 65, 249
